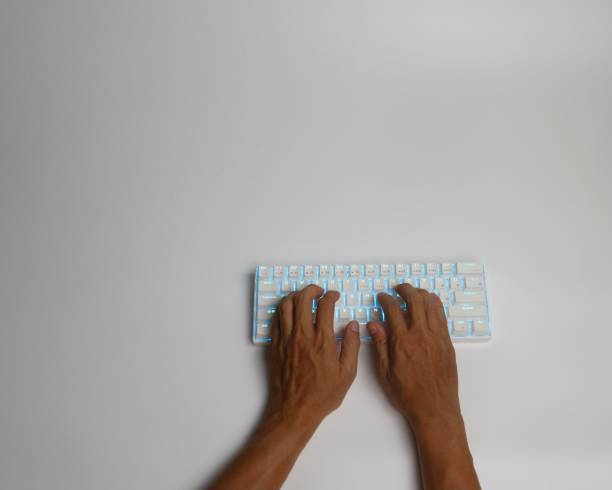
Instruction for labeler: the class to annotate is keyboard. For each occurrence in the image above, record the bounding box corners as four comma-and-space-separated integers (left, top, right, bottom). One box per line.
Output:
252, 263, 491, 343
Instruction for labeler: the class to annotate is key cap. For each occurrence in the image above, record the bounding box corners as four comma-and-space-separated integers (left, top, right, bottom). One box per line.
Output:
388, 278, 398, 288
350, 264, 361, 277
373, 278, 386, 290
274, 265, 286, 279
427, 263, 438, 275
449, 304, 487, 317
442, 263, 453, 274
362, 292, 374, 306
465, 276, 484, 289
281, 280, 292, 292
354, 307, 367, 321
257, 308, 275, 321
380, 264, 392, 276
359, 322, 370, 338
303, 265, 316, 278
419, 277, 431, 290
450, 277, 462, 290
327, 279, 340, 291
457, 262, 483, 274
256, 322, 271, 339
258, 281, 278, 293
472, 318, 489, 335
358, 278, 370, 291
412, 263, 424, 275
334, 318, 351, 336
297, 279, 311, 290
338, 307, 352, 319
259, 266, 272, 280
288, 265, 300, 278
343, 278, 355, 292
452, 319, 469, 336
346, 293, 360, 306
395, 264, 407, 275
438, 290, 451, 303
319, 265, 330, 277
365, 264, 377, 277
455, 290, 485, 303
435, 277, 446, 290
334, 265, 347, 277
258, 295, 281, 307
370, 307, 383, 322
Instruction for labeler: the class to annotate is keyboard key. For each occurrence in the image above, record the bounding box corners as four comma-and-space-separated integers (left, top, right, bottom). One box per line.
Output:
344, 278, 356, 292
427, 263, 438, 275
256, 322, 271, 339
355, 307, 367, 321
297, 280, 311, 290
358, 278, 370, 291
303, 265, 316, 278
274, 265, 286, 279
419, 277, 432, 290
365, 264, 377, 277
258, 295, 281, 306
388, 278, 398, 288
338, 307, 352, 319
362, 292, 374, 306
465, 276, 484, 289
399, 277, 413, 286
346, 293, 360, 306
435, 277, 446, 290
452, 319, 469, 336
370, 307, 383, 322
259, 281, 278, 293
319, 265, 331, 277
449, 304, 487, 317
455, 290, 485, 303
472, 318, 489, 335
281, 280, 292, 292
257, 308, 275, 321
334, 265, 347, 277
373, 278, 386, 290
438, 290, 451, 303
395, 264, 407, 275
327, 278, 340, 291
259, 266, 272, 280
288, 265, 300, 278
442, 262, 453, 274
412, 263, 424, 275
450, 277, 462, 290
380, 264, 392, 276
349, 264, 361, 277
457, 262, 483, 274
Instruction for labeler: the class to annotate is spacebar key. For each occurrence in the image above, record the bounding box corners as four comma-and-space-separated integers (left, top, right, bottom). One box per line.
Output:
449, 304, 487, 317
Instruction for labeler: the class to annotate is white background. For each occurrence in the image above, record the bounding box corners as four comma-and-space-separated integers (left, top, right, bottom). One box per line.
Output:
1, 1, 611, 489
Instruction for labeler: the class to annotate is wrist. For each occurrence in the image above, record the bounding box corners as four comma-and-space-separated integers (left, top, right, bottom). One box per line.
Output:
261, 405, 324, 434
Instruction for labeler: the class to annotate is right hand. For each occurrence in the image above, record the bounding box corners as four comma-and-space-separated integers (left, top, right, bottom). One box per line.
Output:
367, 283, 462, 431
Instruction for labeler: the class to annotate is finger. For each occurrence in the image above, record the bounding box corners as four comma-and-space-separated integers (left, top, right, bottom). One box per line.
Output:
339, 321, 360, 378
279, 293, 295, 342
270, 309, 281, 347
377, 293, 407, 338
315, 290, 340, 342
294, 284, 324, 337
427, 292, 450, 336
396, 283, 426, 327
367, 321, 389, 376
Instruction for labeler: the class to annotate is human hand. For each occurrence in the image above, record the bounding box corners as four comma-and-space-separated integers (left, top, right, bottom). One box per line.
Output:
367, 283, 461, 431
265, 285, 361, 426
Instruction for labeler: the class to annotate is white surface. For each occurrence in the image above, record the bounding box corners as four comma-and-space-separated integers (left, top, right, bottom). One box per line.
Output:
1, 2, 611, 489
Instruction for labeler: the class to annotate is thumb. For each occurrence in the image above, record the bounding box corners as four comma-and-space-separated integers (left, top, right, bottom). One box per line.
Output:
339, 321, 361, 378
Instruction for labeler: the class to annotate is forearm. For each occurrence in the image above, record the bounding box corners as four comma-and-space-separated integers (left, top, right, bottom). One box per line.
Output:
208, 410, 321, 490
411, 414, 480, 490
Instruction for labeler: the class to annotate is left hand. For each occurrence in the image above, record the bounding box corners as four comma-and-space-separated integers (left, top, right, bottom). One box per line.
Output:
265, 285, 361, 425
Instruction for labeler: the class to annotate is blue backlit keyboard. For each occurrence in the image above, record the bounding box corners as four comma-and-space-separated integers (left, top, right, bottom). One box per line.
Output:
252, 263, 491, 343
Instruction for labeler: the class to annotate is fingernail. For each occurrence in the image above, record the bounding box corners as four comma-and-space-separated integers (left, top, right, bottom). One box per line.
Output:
367, 323, 377, 334
350, 322, 359, 333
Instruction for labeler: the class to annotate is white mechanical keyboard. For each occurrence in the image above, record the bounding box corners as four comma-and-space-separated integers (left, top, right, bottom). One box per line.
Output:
252, 263, 491, 343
